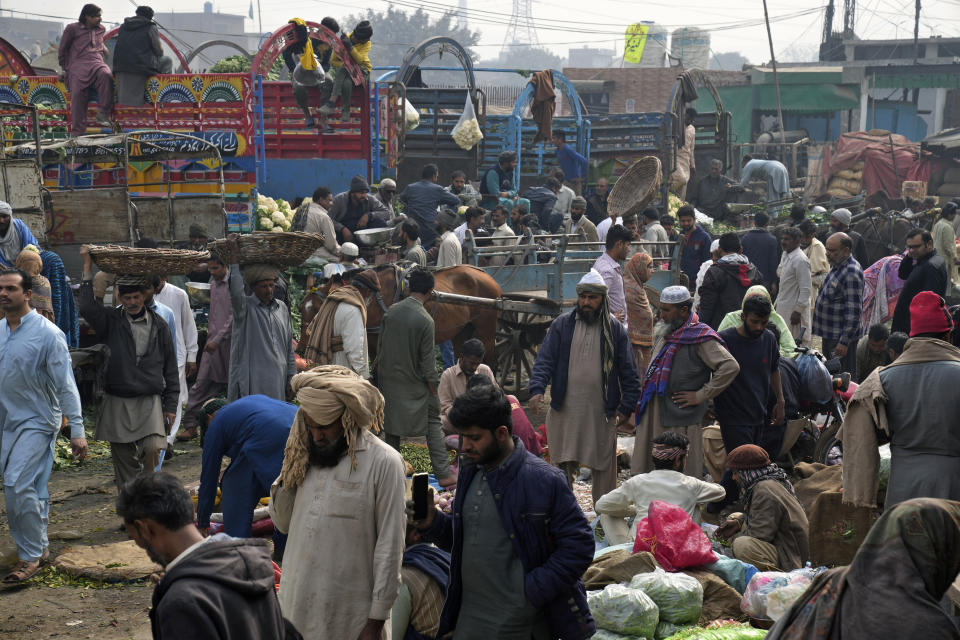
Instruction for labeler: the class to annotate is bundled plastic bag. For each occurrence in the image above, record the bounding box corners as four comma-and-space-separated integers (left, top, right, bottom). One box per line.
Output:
451, 94, 483, 150
588, 584, 660, 638
655, 620, 695, 639
629, 568, 703, 624
591, 630, 648, 640
632, 500, 718, 571
741, 570, 813, 621
403, 98, 420, 132
796, 353, 833, 405
878, 443, 892, 491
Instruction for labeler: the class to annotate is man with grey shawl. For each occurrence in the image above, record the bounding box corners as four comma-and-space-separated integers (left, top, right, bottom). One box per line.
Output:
529, 269, 641, 505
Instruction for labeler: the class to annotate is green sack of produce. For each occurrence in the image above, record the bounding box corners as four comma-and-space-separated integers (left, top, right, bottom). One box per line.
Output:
655, 621, 695, 639
629, 568, 703, 624
591, 630, 649, 639
588, 584, 660, 638
666, 625, 768, 640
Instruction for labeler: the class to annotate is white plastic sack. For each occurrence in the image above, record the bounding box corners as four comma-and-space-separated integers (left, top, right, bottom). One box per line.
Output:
588, 584, 660, 638
741, 570, 812, 621
629, 568, 703, 624
451, 93, 483, 150
403, 98, 420, 132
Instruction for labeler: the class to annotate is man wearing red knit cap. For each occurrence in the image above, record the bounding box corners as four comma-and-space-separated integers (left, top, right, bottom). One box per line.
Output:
842, 291, 960, 510
716, 444, 808, 571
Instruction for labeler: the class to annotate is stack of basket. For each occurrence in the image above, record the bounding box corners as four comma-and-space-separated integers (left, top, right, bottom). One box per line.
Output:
608, 156, 662, 219
206, 231, 324, 268
825, 161, 865, 198
83, 244, 210, 275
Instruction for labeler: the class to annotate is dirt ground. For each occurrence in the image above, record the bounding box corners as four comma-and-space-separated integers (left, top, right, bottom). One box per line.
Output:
0, 400, 550, 639
0, 441, 204, 639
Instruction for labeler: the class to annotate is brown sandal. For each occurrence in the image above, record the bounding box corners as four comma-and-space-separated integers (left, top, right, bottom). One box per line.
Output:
2, 560, 41, 584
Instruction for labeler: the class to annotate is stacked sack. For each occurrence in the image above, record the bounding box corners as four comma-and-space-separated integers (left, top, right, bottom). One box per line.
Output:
825, 161, 864, 198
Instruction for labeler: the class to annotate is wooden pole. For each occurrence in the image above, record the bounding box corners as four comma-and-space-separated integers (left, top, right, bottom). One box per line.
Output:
762, 0, 787, 145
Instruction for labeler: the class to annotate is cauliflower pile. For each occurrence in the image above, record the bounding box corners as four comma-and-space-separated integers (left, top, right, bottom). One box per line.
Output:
667, 192, 687, 217
451, 117, 483, 150
256, 193, 294, 232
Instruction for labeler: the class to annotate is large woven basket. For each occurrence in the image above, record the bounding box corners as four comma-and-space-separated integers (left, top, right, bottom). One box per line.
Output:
207, 232, 325, 268
84, 244, 210, 275
608, 156, 662, 219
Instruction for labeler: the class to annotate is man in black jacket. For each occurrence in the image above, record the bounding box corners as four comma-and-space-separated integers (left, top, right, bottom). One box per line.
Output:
79, 247, 179, 492
697, 232, 764, 329
891, 228, 948, 334
113, 6, 172, 106
118, 472, 289, 640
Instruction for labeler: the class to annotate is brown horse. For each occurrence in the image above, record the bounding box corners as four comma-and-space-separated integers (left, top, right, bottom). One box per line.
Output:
299, 264, 502, 367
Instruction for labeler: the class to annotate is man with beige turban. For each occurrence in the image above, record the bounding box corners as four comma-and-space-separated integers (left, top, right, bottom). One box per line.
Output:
223, 234, 296, 402
270, 366, 406, 640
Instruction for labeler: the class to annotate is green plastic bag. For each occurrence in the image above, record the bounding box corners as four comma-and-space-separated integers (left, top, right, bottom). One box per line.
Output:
588, 584, 660, 638
666, 625, 769, 640
629, 569, 703, 624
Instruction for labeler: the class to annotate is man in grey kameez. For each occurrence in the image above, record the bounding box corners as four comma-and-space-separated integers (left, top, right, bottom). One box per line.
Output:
376, 269, 456, 487
529, 269, 641, 505
223, 235, 296, 402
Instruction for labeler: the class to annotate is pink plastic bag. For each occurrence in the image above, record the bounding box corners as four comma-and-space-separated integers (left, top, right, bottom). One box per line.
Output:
632, 500, 718, 571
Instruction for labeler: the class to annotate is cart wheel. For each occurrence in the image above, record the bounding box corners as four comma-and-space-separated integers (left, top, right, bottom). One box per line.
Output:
494, 296, 556, 401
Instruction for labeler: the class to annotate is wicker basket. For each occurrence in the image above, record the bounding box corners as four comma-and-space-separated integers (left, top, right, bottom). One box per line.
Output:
207, 232, 325, 268
608, 156, 662, 219
84, 244, 210, 275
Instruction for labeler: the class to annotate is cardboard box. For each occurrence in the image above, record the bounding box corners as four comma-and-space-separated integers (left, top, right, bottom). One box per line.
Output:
902, 180, 928, 200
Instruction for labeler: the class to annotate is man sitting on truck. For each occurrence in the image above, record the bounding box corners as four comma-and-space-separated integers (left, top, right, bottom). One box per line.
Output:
319, 20, 373, 121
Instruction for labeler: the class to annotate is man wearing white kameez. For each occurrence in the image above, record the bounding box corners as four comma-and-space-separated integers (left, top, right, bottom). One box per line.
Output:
775, 226, 812, 344
155, 276, 198, 445
0, 268, 87, 583
529, 270, 641, 505
270, 366, 406, 640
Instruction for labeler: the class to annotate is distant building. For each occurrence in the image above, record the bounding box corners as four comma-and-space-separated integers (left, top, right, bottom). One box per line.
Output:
567, 47, 615, 69
153, 2, 261, 72
0, 15, 65, 60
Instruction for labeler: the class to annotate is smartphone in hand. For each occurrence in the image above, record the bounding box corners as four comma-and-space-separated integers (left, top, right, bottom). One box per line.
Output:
412, 473, 429, 521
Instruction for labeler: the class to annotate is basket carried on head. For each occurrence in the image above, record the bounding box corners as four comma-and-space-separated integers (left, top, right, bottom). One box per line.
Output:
84, 244, 210, 275
207, 232, 325, 268
608, 156, 662, 219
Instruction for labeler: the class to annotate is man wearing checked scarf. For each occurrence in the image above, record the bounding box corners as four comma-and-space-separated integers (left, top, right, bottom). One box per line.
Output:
632, 285, 739, 479
530, 270, 641, 505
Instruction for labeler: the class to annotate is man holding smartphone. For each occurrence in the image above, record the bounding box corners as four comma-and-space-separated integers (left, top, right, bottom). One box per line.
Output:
410, 383, 596, 640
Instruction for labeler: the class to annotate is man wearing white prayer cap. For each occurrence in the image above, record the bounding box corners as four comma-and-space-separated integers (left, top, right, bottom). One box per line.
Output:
528, 269, 642, 504
632, 284, 739, 479
829, 207, 868, 267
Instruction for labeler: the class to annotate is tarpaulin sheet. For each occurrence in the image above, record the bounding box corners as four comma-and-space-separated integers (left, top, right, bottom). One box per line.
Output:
825, 131, 919, 198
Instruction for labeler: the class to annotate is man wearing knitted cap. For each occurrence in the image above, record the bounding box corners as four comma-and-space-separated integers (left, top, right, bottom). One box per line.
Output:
828, 208, 868, 267
328, 176, 391, 244
843, 291, 960, 510
717, 444, 808, 571
633, 285, 739, 479
78, 247, 179, 492
562, 196, 599, 244
222, 234, 296, 402
113, 6, 173, 106
529, 269, 641, 504
298, 268, 380, 378
270, 365, 406, 640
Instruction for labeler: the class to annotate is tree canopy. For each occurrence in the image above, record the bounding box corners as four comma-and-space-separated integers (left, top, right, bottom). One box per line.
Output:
338, 8, 480, 68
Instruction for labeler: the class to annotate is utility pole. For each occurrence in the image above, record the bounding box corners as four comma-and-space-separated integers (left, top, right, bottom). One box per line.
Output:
762, 0, 786, 144
913, 0, 921, 63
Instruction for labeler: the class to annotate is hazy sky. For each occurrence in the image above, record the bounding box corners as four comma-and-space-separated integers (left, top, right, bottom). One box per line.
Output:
5, 0, 960, 65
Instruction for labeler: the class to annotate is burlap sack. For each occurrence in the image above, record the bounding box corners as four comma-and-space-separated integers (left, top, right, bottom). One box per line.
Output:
794, 463, 842, 513
808, 490, 878, 567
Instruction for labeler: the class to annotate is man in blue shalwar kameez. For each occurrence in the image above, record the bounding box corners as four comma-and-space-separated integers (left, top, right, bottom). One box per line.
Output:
0, 267, 87, 583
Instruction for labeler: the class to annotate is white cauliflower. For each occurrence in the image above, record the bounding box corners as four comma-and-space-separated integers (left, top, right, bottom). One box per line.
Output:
271, 225, 284, 233
258, 215, 273, 230
270, 211, 286, 226
452, 117, 483, 150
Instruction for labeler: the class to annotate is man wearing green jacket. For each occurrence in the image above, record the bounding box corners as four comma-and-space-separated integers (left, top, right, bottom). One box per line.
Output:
376, 269, 456, 486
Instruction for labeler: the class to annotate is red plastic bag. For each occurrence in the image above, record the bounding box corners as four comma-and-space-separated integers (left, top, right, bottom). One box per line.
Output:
632, 499, 717, 571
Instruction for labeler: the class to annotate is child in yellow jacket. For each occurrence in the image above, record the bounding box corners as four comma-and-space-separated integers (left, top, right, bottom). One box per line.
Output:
320, 20, 372, 120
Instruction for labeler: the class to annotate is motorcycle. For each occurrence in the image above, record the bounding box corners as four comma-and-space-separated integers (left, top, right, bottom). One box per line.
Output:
792, 343, 856, 465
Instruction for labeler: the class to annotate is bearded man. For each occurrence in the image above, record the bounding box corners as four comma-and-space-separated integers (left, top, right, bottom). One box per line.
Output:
632, 285, 739, 478
298, 269, 380, 378
270, 366, 406, 640
529, 269, 641, 505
